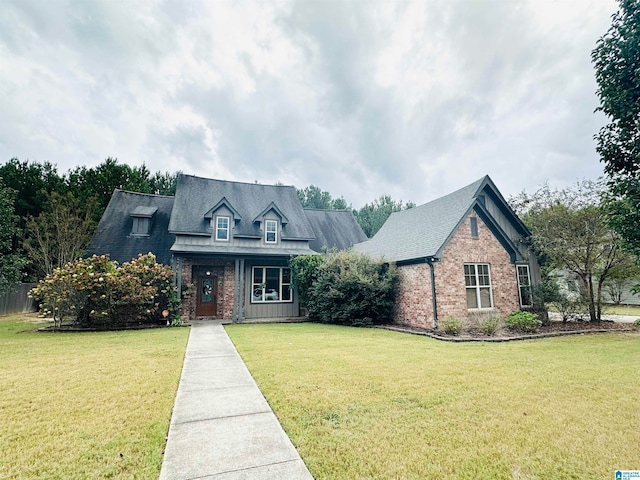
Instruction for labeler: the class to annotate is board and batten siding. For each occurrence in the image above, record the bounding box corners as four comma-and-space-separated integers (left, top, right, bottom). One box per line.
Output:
483, 194, 542, 284
243, 262, 300, 319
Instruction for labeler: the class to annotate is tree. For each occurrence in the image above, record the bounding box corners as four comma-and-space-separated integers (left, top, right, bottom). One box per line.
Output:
24, 192, 96, 278
297, 185, 349, 210
592, 0, 640, 257
511, 180, 637, 321
354, 195, 415, 238
0, 183, 27, 291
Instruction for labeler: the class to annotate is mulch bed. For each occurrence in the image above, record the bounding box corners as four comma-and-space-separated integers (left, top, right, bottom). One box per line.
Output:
381, 320, 636, 342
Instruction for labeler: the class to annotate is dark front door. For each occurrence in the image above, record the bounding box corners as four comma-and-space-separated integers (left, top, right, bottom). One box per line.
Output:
196, 276, 217, 317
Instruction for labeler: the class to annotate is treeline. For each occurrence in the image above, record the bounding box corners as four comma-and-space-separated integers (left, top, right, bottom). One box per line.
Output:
0, 157, 413, 288
0, 158, 179, 284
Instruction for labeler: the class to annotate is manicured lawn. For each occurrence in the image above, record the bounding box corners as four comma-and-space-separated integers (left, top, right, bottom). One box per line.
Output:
227, 323, 640, 480
605, 303, 640, 316
0, 315, 189, 480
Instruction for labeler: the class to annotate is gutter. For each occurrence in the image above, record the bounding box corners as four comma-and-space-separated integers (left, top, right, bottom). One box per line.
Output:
426, 257, 438, 329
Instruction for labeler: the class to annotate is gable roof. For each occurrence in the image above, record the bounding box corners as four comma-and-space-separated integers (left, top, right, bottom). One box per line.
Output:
168, 174, 315, 240
86, 190, 175, 265
304, 209, 368, 252
353, 175, 530, 263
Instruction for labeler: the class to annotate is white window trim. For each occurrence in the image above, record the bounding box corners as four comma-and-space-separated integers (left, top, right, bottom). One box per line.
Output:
465, 263, 494, 310
265, 220, 278, 244
517, 264, 533, 307
215, 216, 230, 241
251, 266, 292, 303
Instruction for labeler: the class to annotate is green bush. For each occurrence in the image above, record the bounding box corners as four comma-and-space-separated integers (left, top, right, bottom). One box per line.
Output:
440, 316, 463, 335
506, 310, 542, 333
479, 314, 502, 336
633, 319, 640, 328
298, 250, 398, 326
290, 254, 326, 308
29, 253, 178, 329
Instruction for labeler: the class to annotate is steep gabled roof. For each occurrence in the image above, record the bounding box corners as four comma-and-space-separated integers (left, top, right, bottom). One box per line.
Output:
168, 175, 315, 240
354, 175, 529, 263
86, 190, 175, 265
304, 209, 368, 252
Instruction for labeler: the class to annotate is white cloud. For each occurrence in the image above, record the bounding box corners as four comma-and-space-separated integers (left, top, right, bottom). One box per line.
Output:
0, 0, 618, 207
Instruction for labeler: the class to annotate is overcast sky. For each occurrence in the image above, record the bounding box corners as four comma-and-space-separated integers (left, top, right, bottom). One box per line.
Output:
0, 0, 617, 208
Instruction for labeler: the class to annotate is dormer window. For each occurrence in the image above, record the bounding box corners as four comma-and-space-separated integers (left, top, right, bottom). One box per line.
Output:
130, 206, 157, 236
265, 220, 277, 243
215, 216, 230, 241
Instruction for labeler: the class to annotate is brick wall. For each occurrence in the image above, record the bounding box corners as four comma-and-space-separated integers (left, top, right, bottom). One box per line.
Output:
180, 257, 235, 320
395, 213, 520, 328
394, 263, 434, 328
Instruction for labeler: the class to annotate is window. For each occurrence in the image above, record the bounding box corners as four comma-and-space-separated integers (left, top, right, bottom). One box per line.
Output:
464, 264, 493, 309
251, 267, 292, 303
517, 265, 532, 307
470, 217, 478, 238
132, 217, 150, 235
215, 216, 230, 241
265, 220, 277, 243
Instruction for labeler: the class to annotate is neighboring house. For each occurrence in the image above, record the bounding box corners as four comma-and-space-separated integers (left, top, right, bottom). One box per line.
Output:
87, 174, 367, 322
354, 175, 541, 329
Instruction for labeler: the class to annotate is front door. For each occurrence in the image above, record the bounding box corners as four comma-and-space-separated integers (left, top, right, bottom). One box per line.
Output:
196, 276, 217, 317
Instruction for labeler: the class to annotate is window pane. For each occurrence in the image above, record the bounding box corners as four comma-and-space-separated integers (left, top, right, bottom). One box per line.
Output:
479, 287, 492, 308
520, 286, 532, 306
466, 288, 478, 308
478, 273, 490, 286
253, 268, 263, 284
465, 272, 476, 286
282, 268, 291, 284
265, 268, 280, 301
281, 285, 291, 301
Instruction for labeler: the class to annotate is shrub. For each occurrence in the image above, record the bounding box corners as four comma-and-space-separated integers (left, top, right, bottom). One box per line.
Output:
634, 319, 640, 328
506, 310, 542, 333
479, 314, 502, 336
300, 250, 398, 326
290, 254, 326, 308
29, 253, 178, 329
440, 316, 463, 335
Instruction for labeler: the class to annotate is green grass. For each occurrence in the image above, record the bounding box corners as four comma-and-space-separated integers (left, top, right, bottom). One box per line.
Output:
226, 323, 640, 480
0, 315, 189, 480
604, 304, 640, 316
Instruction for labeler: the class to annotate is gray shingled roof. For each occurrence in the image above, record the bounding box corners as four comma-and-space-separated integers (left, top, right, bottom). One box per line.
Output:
168, 174, 316, 240
304, 209, 368, 252
354, 176, 488, 262
86, 190, 175, 265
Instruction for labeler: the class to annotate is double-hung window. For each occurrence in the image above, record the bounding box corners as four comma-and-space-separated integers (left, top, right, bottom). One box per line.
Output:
265, 220, 277, 243
251, 267, 292, 303
215, 216, 230, 241
464, 263, 493, 309
132, 217, 150, 235
517, 265, 532, 307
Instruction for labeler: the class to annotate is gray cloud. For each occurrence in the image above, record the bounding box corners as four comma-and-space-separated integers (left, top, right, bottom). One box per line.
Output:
0, 0, 617, 207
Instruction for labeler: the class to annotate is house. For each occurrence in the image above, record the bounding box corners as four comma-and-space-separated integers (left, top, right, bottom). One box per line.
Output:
87, 174, 367, 322
354, 175, 541, 329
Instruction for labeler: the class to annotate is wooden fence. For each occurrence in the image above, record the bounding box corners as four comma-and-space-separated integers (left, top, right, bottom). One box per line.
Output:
0, 283, 37, 316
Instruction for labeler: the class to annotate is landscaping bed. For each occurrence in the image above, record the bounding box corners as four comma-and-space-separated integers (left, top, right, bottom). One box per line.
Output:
386, 318, 635, 342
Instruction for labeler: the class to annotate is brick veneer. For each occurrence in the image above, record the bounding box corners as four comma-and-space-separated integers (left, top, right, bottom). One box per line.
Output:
180, 257, 235, 320
395, 213, 520, 328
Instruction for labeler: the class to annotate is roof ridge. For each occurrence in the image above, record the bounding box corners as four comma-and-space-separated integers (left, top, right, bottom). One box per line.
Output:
178, 173, 294, 189
114, 189, 175, 199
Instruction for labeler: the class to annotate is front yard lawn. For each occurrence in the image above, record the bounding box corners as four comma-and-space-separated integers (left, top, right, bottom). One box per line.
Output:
0, 315, 189, 480
226, 323, 640, 479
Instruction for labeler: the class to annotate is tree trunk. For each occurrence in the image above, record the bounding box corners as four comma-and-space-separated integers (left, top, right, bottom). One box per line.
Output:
583, 274, 597, 322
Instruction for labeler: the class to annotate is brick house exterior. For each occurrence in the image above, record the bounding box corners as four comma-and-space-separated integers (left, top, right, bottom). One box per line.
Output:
87, 174, 367, 322
355, 176, 540, 329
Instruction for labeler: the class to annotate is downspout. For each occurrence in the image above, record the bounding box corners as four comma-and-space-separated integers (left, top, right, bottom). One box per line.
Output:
426, 257, 438, 329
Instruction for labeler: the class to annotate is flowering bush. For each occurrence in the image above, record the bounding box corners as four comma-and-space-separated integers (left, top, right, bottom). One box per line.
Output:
29, 253, 178, 329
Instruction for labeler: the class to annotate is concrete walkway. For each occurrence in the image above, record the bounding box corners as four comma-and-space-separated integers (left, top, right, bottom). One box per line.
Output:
159, 321, 313, 480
